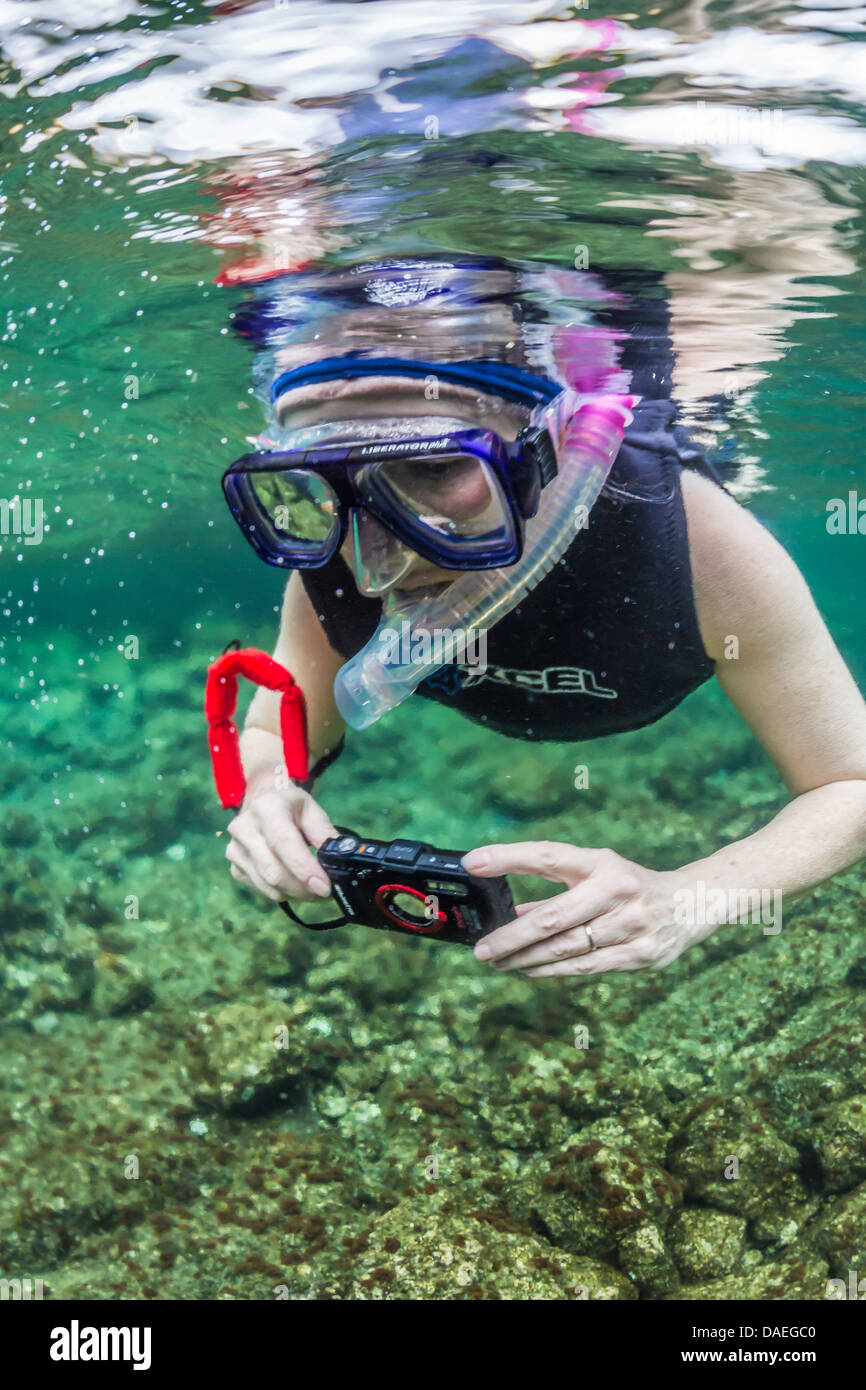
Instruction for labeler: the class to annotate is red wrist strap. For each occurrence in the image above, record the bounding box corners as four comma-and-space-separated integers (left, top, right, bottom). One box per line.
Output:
205, 647, 309, 809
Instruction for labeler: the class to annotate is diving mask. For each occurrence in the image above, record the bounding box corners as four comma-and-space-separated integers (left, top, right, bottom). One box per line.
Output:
222, 419, 556, 576
222, 363, 562, 582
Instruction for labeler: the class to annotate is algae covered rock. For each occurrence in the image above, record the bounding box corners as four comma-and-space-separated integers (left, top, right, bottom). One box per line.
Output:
666, 1253, 829, 1301
513, 1122, 682, 1273
763, 1017, 866, 1128
807, 1095, 866, 1193
668, 1207, 748, 1282
668, 1095, 802, 1221
184, 998, 311, 1114
812, 1182, 866, 1276
616, 1221, 680, 1297
348, 1191, 635, 1300
91, 953, 154, 1017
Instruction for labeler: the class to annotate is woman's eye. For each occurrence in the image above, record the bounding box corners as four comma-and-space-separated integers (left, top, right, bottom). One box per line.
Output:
424, 460, 460, 481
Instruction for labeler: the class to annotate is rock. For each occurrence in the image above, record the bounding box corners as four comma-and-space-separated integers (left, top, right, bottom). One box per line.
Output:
668, 1207, 748, 1282
807, 1095, 866, 1193
665, 1253, 829, 1301
844, 956, 866, 989
184, 998, 310, 1115
91, 953, 154, 1016
1, 810, 41, 847
749, 1195, 823, 1254
514, 1124, 682, 1262
667, 1095, 802, 1221
616, 1221, 680, 1297
770, 1014, 866, 1105
812, 1182, 866, 1276
347, 1191, 635, 1300
2, 959, 91, 1022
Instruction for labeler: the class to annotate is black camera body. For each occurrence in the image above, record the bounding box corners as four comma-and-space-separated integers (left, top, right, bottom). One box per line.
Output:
315, 829, 515, 946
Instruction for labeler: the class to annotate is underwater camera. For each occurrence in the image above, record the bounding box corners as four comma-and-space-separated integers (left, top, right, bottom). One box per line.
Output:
279, 828, 515, 945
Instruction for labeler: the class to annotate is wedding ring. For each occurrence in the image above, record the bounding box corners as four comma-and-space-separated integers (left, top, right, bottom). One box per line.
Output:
584, 923, 597, 952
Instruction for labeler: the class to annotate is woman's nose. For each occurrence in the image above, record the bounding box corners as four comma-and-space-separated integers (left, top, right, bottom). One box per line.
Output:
345, 507, 417, 596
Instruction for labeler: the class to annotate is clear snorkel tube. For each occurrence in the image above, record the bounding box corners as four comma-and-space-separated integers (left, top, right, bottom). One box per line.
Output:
333, 389, 638, 730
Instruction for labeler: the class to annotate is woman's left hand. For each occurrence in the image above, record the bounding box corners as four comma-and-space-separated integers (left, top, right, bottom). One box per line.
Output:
461, 840, 697, 977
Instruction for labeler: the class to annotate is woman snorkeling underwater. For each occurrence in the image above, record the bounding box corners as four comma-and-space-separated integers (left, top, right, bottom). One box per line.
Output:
220, 257, 866, 980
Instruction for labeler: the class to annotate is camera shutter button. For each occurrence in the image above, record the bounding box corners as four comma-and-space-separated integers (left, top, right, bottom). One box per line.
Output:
384, 841, 421, 865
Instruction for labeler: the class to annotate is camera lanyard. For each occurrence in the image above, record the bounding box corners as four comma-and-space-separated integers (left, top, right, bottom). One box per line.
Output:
205, 646, 347, 931
205, 643, 310, 807
278, 900, 347, 931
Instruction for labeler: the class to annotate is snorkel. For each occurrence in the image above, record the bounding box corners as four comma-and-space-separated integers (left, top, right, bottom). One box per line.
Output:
330, 382, 636, 729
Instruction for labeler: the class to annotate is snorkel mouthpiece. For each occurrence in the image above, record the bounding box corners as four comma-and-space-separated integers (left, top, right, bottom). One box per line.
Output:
333, 391, 637, 729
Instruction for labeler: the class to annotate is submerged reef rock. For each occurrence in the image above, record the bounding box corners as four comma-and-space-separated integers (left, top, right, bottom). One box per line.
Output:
805, 1096, 866, 1195
91, 953, 155, 1017
507, 1120, 683, 1294
6, 648, 866, 1299
668, 1208, 748, 1282
347, 1190, 635, 1300
813, 1183, 866, 1276
667, 1095, 803, 1221
662, 1253, 830, 1301
183, 998, 318, 1115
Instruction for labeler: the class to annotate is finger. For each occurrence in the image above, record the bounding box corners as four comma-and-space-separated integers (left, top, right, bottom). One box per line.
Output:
475, 880, 620, 963
461, 839, 604, 884
298, 795, 338, 850
521, 942, 655, 978
226, 840, 283, 902
228, 817, 296, 894
227, 823, 320, 903
252, 807, 331, 898
493, 914, 630, 971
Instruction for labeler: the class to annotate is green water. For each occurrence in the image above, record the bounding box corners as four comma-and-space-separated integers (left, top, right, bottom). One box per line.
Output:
3, 0, 866, 1302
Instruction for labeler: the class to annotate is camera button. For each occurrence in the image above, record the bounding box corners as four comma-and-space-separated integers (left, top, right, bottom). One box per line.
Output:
418, 853, 460, 871
384, 841, 421, 865
336, 836, 358, 853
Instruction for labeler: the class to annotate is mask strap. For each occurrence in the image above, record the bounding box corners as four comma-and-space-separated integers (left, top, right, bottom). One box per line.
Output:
271, 356, 561, 409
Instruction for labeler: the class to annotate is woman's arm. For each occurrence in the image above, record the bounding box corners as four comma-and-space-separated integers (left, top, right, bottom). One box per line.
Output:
462, 471, 866, 976
676, 467, 866, 896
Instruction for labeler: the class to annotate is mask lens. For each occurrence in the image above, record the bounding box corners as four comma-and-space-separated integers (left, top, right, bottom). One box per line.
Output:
365, 453, 513, 549
348, 508, 416, 596
247, 468, 338, 553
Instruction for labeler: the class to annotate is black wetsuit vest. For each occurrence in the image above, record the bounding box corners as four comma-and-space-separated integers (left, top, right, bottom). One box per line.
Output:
300, 283, 723, 746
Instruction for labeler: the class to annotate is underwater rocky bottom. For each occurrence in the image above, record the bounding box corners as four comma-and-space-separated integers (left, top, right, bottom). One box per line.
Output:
3, 637, 866, 1300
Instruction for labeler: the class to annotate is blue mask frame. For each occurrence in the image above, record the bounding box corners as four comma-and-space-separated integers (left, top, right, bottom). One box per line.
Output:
222, 356, 562, 571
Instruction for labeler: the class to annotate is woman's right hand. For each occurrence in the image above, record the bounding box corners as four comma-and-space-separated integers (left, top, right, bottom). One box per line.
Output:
225, 776, 338, 904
